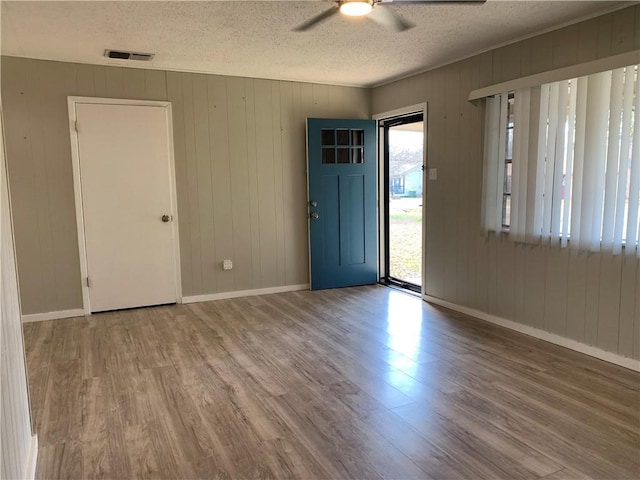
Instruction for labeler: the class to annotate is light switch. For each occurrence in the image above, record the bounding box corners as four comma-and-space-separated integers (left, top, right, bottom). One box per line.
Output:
428, 168, 438, 180
222, 260, 233, 270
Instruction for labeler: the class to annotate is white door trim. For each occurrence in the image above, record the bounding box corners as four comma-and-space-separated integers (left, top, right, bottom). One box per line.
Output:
67, 96, 182, 315
374, 103, 428, 297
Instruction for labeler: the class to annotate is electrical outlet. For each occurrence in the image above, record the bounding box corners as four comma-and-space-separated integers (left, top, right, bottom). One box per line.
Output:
428, 168, 438, 180
222, 260, 233, 270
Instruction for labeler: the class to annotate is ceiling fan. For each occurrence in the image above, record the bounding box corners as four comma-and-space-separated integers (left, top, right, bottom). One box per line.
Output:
294, 0, 486, 33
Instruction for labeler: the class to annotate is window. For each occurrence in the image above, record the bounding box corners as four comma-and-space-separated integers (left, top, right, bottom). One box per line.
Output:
482, 64, 639, 256
321, 128, 365, 164
503, 94, 514, 228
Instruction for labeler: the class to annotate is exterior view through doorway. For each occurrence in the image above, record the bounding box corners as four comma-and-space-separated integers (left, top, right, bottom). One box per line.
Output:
380, 112, 425, 293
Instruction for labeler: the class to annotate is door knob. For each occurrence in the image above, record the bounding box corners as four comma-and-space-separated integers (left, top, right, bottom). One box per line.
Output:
161, 215, 172, 223
310, 212, 319, 220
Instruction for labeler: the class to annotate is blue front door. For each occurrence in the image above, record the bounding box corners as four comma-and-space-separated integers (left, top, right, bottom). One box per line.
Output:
307, 118, 377, 290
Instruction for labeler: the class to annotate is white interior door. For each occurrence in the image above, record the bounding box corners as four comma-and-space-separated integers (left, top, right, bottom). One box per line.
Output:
75, 102, 178, 312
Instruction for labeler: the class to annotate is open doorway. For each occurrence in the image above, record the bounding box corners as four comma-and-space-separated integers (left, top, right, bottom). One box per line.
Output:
380, 112, 424, 293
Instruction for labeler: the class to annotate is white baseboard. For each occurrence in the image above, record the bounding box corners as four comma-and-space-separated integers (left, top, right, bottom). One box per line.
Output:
182, 284, 310, 304
25, 435, 38, 480
21, 285, 311, 320
423, 295, 640, 372
22, 308, 86, 323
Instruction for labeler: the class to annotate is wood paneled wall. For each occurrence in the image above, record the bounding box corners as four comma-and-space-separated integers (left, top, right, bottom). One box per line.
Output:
1, 57, 370, 314
1, 96, 34, 477
372, 5, 640, 360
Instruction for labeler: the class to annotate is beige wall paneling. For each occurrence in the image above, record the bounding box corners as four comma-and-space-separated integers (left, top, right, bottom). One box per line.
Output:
523, 245, 546, 330
104, 66, 125, 98
473, 236, 489, 313
597, 255, 623, 353
75, 64, 96, 97
565, 251, 588, 343
495, 236, 515, 322
253, 79, 279, 288
425, 68, 447, 301
513, 243, 526, 326
92, 65, 108, 98
122, 68, 146, 100
457, 59, 474, 307
196, 74, 220, 294
38, 62, 82, 313
491, 45, 502, 84
552, 24, 579, 70
349, 85, 369, 116
636, 5, 640, 50
3, 57, 83, 315
577, 18, 600, 64
498, 42, 523, 83
485, 234, 498, 316
347, 85, 369, 117
3, 57, 371, 311
311, 83, 329, 116
618, 257, 638, 358
519, 39, 533, 78
278, 80, 295, 285
543, 246, 570, 337
467, 56, 486, 312
300, 82, 313, 117
227, 78, 253, 291
271, 81, 286, 287
529, 31, 554, 77
2, 58, 44, 314
144, 69, 168, 101
279, 81, 304, 286
327, 83, 345, 116
443, 65, 461, 303
1, 82, 36, 477
584, 253, 603, 347
372, 4, 640, 361
182, 74, 206, 294
611, 8, 636, 54
596, 12, 614, 59
634, 264, 640, 359
244, 78, 263, 289
25, 61, 57, 313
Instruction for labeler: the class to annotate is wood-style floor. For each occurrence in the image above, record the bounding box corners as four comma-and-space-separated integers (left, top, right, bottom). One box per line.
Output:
24, 285, 639, 479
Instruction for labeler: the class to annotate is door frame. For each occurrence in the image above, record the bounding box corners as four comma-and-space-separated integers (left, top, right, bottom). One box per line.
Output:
373, 103, 427, 297
67, 96, 182, 315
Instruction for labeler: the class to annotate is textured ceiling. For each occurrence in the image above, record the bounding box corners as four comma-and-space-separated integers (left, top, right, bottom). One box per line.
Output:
1, 1, 631, 87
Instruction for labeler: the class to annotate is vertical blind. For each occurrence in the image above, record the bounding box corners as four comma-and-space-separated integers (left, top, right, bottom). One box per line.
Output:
482, 64, 639, 257
481, 93, 508, 233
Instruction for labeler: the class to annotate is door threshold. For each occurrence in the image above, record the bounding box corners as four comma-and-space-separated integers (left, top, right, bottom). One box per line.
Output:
380, 281, 421, 298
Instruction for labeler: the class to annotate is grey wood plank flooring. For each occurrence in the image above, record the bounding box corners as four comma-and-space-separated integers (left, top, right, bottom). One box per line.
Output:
23, 285, 640, 479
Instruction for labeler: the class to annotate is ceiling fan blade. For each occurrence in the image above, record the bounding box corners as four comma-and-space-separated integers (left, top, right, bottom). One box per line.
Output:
377, 0, 486, 4
369, 6, 414, 32
293, 6, 340, 32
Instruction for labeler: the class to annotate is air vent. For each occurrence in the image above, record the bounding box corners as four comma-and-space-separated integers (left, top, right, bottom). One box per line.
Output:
104, 50, 155, 61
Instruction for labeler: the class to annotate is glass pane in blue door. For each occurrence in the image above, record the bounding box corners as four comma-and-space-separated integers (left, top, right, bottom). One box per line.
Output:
322, 149, 335, 164
322, 129, 335, 146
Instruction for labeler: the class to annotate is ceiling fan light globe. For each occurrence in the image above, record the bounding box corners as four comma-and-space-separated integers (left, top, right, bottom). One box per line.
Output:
340, 1, 373, 17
